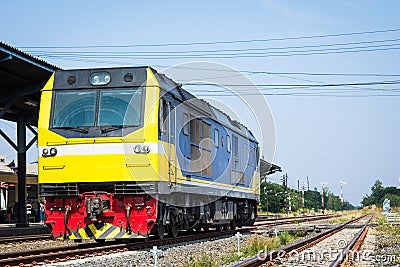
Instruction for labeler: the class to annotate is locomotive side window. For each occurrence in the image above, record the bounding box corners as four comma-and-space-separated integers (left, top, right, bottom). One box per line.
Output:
226, 135, 231, 152
159, 98, 167, 135
52, 91, 96, 128
214, 129, 219, 148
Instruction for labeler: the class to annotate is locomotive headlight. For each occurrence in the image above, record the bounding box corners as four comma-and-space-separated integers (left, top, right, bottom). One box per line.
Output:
49, 147, 57, 156
142, 145, 150, 153
89, 72, 111, 86
42, 148, 49, 156
134, 145, 142, 153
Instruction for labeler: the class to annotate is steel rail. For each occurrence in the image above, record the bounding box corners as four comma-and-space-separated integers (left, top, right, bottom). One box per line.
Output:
256, 213, 336, 221
329, 216, 373, 267
256, 214, 338, 227
231, 214, 370, 267
0, 234, 52, 244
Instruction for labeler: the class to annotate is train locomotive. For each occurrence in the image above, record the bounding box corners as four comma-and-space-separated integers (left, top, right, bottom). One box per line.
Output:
38, 66, 260, 241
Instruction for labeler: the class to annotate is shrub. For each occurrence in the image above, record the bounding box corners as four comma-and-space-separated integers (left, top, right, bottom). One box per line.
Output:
278, 231, 294, 246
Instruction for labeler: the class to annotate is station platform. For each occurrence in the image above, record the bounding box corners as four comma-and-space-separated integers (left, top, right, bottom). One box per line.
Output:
0, 223, 49, 237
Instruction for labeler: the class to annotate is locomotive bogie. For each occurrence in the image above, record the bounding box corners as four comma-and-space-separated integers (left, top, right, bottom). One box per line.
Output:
45, 193, 157, 240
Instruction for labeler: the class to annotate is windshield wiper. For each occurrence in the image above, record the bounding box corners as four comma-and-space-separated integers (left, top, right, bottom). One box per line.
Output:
101, 125, 134, 134
56, 126, 89, 134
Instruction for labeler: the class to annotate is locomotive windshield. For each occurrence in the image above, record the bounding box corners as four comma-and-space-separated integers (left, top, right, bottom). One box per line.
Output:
52, 88, 143, 129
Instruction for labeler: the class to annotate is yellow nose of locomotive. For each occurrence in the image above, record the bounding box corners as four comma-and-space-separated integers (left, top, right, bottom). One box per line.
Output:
39, 139, 159, 183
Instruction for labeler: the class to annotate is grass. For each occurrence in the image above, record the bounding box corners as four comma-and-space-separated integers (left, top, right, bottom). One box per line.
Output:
361, 206, 400, 265
184, 254, 218, 267
375, 223, 400, 264
376, 224, 400, 237
186, 232, 300, 267
220, 234, 283, 265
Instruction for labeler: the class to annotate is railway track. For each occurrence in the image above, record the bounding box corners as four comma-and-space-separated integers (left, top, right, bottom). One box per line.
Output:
0, 228, 251, 267
0, 214, 342, 267
256, 214, 338, 227
0, 234, 52, 244
257, 213, 334, 221
231, 214, 372, 267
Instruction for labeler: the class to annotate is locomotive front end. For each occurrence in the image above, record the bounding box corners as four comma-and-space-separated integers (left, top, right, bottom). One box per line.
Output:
38, 67, 161, 240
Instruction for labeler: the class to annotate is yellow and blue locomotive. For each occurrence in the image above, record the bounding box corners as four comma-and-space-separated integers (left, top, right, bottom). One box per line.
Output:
38, 66, 260, 240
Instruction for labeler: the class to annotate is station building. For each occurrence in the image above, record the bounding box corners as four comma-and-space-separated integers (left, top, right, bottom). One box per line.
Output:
0, 155, 39, 222
0, 155, 39, 209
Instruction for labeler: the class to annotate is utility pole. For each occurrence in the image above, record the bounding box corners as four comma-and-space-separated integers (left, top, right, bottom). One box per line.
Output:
302, 182, 306, 209
321, 181, 328, 214
282, 173, 288, 216
297, 179, 300, 214
340, 181, 348, 211
281, 174, 286, 215
264, 185, 268, 214
313, 187, 317, 213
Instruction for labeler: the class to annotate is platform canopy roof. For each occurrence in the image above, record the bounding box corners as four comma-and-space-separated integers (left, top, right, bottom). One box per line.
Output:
260, 159, 282, 179
0, 42, 60, 127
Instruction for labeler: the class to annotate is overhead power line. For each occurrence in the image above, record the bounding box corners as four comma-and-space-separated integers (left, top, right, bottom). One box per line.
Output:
193, 91, 400, 97
149, 64, 400, 77
183, 79, 400, 97
245, 71, 400, 77
183, 80, 400, 87
36, 45, 400, 59
20, 28, 400, 49
27, 38, 400, 55
150, 65, 400, 78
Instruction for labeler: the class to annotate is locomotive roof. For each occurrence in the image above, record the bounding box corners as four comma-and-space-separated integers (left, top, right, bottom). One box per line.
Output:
52, 66, 257, 143
153, 68, 257, 143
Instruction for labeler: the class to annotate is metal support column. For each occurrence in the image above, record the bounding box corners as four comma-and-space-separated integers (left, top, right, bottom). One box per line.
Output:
16, 117, 28, 227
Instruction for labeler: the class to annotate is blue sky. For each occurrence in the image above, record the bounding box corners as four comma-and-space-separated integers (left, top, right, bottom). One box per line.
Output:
1, 0, 400, 205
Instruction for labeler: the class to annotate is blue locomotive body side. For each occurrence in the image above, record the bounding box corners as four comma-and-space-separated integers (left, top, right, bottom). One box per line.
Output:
157, 76, 259, 192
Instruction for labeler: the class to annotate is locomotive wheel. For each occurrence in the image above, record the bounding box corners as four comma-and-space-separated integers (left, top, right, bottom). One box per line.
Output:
155, 225, 166, 240
170, 225, 179, 238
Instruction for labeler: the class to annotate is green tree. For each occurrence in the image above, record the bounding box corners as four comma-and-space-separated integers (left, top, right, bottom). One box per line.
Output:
371, 180, 385, 205
361, 193, 375, 207
260, 182, 354, 213
361, 180, 400, 207
383, 193, 400, 207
